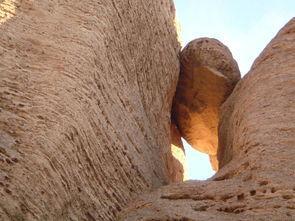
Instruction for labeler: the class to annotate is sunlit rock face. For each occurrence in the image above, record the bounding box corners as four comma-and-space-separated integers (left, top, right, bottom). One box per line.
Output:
0, 1, 180, 220
0, 0, 16, 24
168, 123, 188, 182
119, 18, 295, 221
172, 38, 240, 170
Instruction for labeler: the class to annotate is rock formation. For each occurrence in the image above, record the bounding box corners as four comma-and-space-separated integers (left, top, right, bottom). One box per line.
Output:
1, 0, 295, 220
172, 38, 240, 170
119, 18, 295, 221
0, 1, 180, 220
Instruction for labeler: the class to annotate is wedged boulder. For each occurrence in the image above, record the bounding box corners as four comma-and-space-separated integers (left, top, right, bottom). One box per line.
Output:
119, 18, 295, 221
172, 38, 240, 170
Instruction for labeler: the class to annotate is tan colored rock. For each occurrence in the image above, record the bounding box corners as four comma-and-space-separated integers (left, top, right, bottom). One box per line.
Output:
172, 38, 240, 170
168, 123, 188, 182
0, 1, 180, 220
119, 18, 295, 221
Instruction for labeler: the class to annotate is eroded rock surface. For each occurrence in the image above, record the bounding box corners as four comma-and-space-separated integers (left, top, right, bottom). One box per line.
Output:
119, 18, 295, 221
168, 123, 188, 182
0, 1, 180, 220
172, 38, 240, 170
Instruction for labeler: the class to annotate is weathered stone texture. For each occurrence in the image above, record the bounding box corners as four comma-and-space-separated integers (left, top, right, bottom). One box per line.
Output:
172, 38, 240, 170
119, 18, 295, 221
0, 1, 180, 220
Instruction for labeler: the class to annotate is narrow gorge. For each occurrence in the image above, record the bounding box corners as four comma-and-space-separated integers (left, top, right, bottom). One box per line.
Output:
0, 1, 294, 220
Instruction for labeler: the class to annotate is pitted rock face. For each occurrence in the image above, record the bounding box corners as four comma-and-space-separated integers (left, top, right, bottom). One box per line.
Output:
0, 1, 180, 220
172, 38, 240, 170
119, 18, 295, 221
180, 38, 240, 84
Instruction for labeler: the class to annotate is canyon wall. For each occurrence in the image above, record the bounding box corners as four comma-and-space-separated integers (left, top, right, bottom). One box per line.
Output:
0, 1, 180, 220
1, 1, 294, 220
120, 18, 295, 221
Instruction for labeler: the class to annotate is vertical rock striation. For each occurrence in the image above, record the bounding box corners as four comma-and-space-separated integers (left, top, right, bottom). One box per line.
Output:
119, 18, 295, 221
0, 1, 180, 220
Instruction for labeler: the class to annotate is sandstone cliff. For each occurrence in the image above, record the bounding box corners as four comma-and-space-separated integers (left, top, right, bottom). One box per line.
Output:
0, 1, 180, 220
119, 18, 295, 221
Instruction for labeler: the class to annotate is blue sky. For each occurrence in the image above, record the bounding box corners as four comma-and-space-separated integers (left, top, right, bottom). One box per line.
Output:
174, 0, 295, 180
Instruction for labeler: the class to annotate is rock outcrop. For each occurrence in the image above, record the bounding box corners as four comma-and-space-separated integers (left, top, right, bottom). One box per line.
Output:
119, 18, 295, 221
172, 38, 240, 170
0, 1, 180, 220
1, 0, 295, 220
